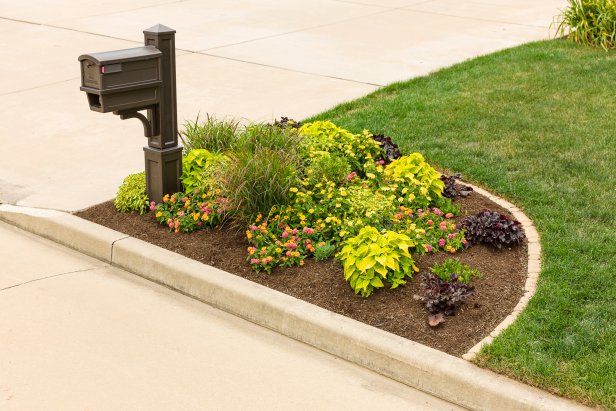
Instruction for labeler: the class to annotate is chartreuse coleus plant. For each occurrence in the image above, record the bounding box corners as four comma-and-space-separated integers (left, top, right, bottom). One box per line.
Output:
114, 172, 149, 214
337, 226, 419, 297
298, 120, 384, 177
181, 149, 227, 194
381, 153, 445, 209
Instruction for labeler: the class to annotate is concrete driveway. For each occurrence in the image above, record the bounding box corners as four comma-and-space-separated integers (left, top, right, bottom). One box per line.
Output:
0, 0, 565, 211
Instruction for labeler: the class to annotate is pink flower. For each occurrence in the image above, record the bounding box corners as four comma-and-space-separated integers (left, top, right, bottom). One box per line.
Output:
445, 213, 454, 219
447, 233, 455, 239
250, 225, 258, 231
250, 258, 260, 265
286, 242, 298, 249
426, 220, 434, 226
168, 222, 174, 229
425, 244, 433, 252
182, 197, 188, 203
303, 227, 314, 235
292, 228, 299, 235
286, 251, 293, 257
282, 231, 289, 239
438, 238, 446, 247
263, 256, 273, 264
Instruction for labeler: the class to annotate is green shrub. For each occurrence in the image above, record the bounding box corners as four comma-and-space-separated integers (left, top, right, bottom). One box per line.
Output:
306, 152, 351, 183
381, 153, 445, 209
337, 226, 418, 297
314, 242, 336, 261
114, 172, 149, 214
180, 114, 240, 154
556, 0, 616, 49
181, 149, 227, 194
430, 258, 482, 284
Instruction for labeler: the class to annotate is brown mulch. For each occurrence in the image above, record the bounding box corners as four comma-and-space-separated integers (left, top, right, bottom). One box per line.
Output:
76, 192, 527, 357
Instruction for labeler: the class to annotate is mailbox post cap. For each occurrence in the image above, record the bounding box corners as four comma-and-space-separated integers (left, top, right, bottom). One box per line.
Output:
143, 24, 176, 35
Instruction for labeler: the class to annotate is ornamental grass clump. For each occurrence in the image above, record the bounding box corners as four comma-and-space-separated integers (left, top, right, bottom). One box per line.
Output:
212, 146, 301, 225
180, 114, 240, 154
556, 0, 616, 49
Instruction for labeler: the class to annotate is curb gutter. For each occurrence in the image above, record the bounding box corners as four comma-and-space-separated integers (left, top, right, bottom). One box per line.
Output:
0, 204, 591, 411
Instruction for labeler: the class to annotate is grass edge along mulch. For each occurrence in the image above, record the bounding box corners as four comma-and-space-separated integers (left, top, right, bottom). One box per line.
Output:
306, 39, 616, 410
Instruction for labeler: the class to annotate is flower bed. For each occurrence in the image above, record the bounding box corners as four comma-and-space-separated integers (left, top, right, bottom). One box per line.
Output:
78, 118, 529, 356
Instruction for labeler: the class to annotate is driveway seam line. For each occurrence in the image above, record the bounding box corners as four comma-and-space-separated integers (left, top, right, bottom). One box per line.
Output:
402, 7, 553, 29
0, 266, 107, 292
196, 51, 384, 87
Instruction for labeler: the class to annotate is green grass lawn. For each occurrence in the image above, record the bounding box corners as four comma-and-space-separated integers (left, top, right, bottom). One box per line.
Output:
307, 40, 616, 409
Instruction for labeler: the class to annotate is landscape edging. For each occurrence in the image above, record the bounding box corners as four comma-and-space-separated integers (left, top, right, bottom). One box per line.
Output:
0, 203, 586, 411
460, 183, 542, 360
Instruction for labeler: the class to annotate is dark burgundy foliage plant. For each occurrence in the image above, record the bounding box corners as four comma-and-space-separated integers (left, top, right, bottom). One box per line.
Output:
274, 117, 301, 129
440, 173, 473, 198
370, 134, 402, 164
461, 210, 525, 248
418, 273, 475, 325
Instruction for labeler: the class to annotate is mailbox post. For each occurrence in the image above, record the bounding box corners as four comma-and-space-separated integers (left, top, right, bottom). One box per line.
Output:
78, 24, 182, 203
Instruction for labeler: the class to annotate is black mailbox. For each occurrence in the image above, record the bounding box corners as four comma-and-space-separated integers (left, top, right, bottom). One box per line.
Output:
78, 24, 182, 204
79, 46, 162, 113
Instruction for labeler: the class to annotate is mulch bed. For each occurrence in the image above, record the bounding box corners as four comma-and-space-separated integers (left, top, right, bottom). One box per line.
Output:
76, 191, 527, 357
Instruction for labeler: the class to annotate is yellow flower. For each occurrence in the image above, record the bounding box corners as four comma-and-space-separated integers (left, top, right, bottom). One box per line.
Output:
202, 214, 209, 222
308, 208, 314, 214
193, 213, 200, 221
290, 187, 298, 193
366, 173, 376, 179
156, 211, 163, 218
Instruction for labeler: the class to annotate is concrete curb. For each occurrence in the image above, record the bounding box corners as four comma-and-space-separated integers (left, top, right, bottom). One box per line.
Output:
461, 183, 542, 361
0, 203, 590, 411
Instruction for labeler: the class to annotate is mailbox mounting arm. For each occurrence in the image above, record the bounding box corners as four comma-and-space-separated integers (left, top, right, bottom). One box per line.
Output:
115, 108, 155, 138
